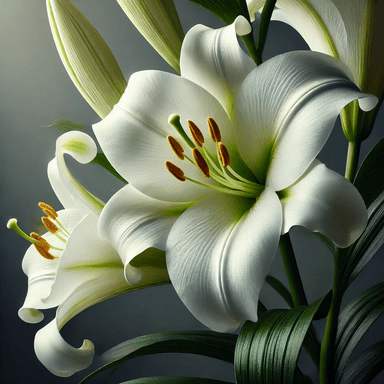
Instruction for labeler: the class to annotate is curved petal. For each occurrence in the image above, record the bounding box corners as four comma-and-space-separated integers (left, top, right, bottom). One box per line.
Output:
18, 209, 84, 323
280, 159, 367, 248
54, 131, 104, 214
234, 51, 377, 190
94, 70, 236, 202
99, 184, 191, 283
180, 15, 255, 117
166, 188, 282, 332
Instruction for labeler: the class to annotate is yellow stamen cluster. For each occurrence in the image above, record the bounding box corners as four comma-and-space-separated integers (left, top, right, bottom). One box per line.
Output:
38, 202, 58, 220
31, 232, 56, 260
42, 217, 59, 234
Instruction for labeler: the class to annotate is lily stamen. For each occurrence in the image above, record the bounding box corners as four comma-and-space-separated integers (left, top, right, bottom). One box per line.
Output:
165, 161, 186, 181
218, 142, 230, 167
33, 243, 57, 260
42, 217, 67, 243
30, 232, 64, 251
207, 117, 221, 142
187, 120, 204, 148
39, 202, 70, 236
192, 148, 210, 178
167, 135, 185, 160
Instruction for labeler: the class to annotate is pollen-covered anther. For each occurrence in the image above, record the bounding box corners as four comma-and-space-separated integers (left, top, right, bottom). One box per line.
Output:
218, 142, 230, 167
165, 161, 186, 181
42, 217, 58, 234
34, 243, 57, 260
187, 120, 204, 148
207, 117, 221, 143
38, 202, 58, 220
167, 135, 185, 160
30, 232, 50, 251
192, 148, 210, 178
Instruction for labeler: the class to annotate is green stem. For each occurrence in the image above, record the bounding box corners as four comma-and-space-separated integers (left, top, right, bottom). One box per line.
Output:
319, 250, 344, 384
344, 140, 361, 182
241, 33, 259, 65
279, 233, 308, 307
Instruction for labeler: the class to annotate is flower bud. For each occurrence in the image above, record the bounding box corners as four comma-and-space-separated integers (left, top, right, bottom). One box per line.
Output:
47, 0, 127, 118
117, 0, 184, 72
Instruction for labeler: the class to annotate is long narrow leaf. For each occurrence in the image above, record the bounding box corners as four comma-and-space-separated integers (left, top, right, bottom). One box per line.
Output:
266, 275, 294, 308
335, 282, 384, 381
80, 331, 237, 383
235, 296, 327, 383
339, 341, 384, 384
92, 152, 128, 183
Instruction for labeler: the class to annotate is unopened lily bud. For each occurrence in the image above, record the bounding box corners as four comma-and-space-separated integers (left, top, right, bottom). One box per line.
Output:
117, 0, 184, 72
47, 0, 127, 118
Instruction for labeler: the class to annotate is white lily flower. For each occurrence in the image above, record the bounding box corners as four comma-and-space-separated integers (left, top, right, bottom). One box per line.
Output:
247, 0, 384, 140
8, 131, 169, 377
117, 0, 184, 72
93, 16, 377, 332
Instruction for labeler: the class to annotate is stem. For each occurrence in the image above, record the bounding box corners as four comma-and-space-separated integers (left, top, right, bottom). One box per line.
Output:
241, 33, 259, 65
319, 250, 344, 384
279, 233, 308, 307
344, 140, 361, 182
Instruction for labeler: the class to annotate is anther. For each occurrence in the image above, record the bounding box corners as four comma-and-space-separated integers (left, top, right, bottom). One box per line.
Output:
192, 148, 210, 178
187, 120, 205, 148
34, 243, 57, 260
207, 117, 221, 143
42, 217, 58, 234
167, 136, 185, 160
165, 161, 186, 181
218, 142, 230, 167
30, 232, 50, 251
38, 202, 58, 220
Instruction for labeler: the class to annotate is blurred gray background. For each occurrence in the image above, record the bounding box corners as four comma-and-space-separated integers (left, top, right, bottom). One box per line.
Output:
1, 1, 383, 383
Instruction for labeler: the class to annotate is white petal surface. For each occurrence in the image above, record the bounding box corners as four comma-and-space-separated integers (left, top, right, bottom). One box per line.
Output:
166, 188, 282, 332
54, 131, 104, 214
18, 209, 84, 323
99, 184, 191, 283
234, 51, 377, 190
280, 160, 367, 248
93, 70, 235, 202
180, 16, 255, 116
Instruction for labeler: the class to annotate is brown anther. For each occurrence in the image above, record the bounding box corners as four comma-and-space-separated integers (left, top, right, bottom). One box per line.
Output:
187, 120, 204, 148
38, 202, 58, 219
192, 148, 210, 178
165, 161, 186, 181
42, 217, 58, 234
207, 117, 221, 143
30, 232, 50, 251
34, 243, 56, 260
218, 142, 230, 167
167, 136, 185, 160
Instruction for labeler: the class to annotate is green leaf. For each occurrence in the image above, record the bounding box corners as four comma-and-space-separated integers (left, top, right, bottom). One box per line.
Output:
235, 296, 327, 384
80, 331, 237, 383
119, 378, 232, 384
339, 341, 384, 384
92, 153, 128, 184
266, 275, 294, 308
353, 138, 384, 208
187, 0, 250, 25
335, 282, 384, 381
45, 119, 85, 132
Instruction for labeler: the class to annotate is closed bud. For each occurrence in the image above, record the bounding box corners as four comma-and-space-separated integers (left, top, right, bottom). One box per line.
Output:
117, 0, 184, 72
47, 0, 127, 118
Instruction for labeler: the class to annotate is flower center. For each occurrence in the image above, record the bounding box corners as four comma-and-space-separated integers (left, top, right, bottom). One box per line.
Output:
7, 202, 70, 260
165, 114, 264, 198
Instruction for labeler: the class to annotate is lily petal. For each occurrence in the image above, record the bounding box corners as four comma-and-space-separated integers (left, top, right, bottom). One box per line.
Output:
54, 131, 104, 214
18, 209, 84, 323
234, 51, 377, 190
94, 70, 234, 202
180, 15, 255, 117
166, 188, 282, 332
99, 184, 191, 284
280, 159, 367, 248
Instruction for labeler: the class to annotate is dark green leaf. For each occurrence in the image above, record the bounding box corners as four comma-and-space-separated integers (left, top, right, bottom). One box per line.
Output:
119, 377, 232, 384
353, 138, 384, 208
235, 296, 327, 383
45, 119, 85, 132
339, 341, 384, 384
187, 0, 250, 25
80, 331, 237, 383
92, 153, 128, 184
266, 275, 294, 308
335, 282, 384, 381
